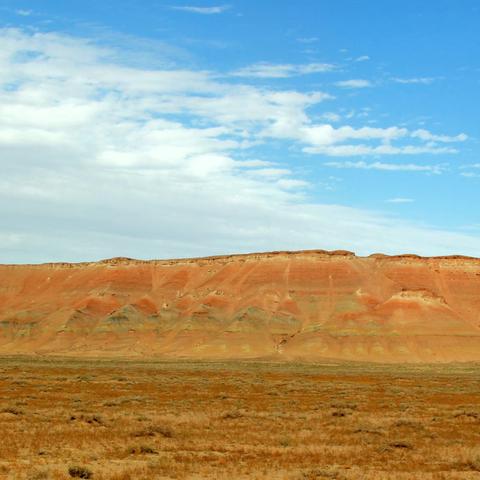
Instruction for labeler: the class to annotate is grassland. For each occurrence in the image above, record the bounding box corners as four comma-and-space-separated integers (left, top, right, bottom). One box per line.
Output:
0, 357, 480, 479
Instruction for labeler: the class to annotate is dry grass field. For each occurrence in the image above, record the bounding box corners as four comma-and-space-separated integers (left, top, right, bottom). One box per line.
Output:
0, 358, 480, 479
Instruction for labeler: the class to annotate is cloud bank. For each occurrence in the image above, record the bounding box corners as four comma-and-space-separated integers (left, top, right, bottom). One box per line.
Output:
0, 27, 477, 262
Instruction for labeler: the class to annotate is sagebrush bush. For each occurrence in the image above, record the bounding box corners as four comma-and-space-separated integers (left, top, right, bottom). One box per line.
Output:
68, 466, 93, 479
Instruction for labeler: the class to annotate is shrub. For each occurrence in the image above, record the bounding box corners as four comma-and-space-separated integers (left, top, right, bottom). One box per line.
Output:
1, 407, 23, 415
69, 414, 103, 425
388, 441, 413, 449
301, 468, 340, 479
68, 466, 93, 479
279, 437, 291, 447
128, 445, 158, 455
133, 424, 174, 438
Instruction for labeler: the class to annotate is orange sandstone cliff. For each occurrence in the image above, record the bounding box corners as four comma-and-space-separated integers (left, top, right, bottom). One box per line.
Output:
1, 250, 479, 362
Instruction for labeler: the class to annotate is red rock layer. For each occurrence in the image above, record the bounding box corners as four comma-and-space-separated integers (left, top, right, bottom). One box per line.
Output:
1, 250, 479, 362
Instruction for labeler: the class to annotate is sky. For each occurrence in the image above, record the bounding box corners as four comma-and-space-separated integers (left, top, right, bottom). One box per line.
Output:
0, 0, 479, 263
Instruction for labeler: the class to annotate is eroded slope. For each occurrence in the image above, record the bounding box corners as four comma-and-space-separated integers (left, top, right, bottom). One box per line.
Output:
1, 250, 479, 362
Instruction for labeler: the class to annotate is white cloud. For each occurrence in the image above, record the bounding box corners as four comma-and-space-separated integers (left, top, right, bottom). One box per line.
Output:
170, 5, 230, 14
355, 55, 370, 62
335, 79, 372, 88
177, 89, 332, 129
231, 62, 335, 78
0, 28, 463, 162
0, 27, 477, 262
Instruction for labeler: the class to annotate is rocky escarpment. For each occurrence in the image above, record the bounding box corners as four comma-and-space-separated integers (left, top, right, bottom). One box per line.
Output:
0, 250, 479, 362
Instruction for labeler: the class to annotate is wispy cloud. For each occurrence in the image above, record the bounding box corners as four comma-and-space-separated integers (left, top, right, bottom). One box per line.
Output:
325, 161, 445, 174
335, 79, 372, 88
460, 163, 480, 178
275, 124, 459, 157
231, 62, 335, 78
321, 112, 341, 122
355, 55, 370, 62
411, 129, 467, 143
386, 197, 414, 203
170, 4, 230, 14
308, 144, 456, 156
296, 37, 319, 44
392, 77, 436, 85
15, 9, 33, 16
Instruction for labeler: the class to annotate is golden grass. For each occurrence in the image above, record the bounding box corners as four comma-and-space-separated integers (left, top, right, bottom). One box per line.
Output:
0, 357, 479, 479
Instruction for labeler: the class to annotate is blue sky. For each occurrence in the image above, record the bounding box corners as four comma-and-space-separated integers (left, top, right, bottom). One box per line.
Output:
0, 1, 479, 262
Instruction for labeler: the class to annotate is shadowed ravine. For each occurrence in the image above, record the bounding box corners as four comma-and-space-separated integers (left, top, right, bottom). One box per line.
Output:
1, 250, 480, 362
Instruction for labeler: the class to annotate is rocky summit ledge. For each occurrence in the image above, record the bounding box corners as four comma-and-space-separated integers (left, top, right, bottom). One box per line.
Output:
3, 249, 480, 268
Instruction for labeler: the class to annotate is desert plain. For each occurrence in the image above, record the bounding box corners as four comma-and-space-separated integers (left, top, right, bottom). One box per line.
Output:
1, 358, 480, 479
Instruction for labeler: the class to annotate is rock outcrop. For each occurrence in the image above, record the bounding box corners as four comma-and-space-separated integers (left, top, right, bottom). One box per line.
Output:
1, 250, 479, 362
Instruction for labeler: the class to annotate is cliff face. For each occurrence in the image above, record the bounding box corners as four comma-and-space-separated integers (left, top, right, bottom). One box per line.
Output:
1, 250, 480, 362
